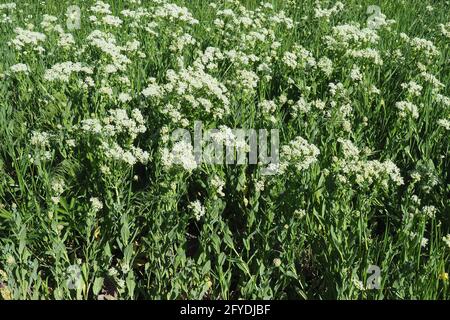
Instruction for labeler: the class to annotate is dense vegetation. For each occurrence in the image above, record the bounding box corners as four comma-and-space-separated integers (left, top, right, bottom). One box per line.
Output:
0, 0, 449, 299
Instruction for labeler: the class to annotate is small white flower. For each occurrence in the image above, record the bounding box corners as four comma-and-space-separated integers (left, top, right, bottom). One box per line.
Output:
31, 131, 50, 147
51, 196, 60, 204
437, 119, 450, 130
422, 205, 437, 219
211, 175, 225, 197
273, 258, 282, 267
421, 237, 429, 248
66, 139, 76, 147
294, 209, 307, 218
118, 92, 132, 103
443, 235, 450, 248
102, 15, 122, 27
350, 65, 363, 82
90, 197, 103, 212
396, 101, 419, 119
189, 200, 205, 221
10, 63, 30, 74
51, 178, 65, 195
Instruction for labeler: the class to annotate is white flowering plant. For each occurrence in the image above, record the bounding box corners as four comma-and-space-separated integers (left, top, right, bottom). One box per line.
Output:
0, 0, 448, 301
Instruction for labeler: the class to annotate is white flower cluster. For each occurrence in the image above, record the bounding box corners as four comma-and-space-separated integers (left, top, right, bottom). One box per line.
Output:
10, 63, 30, 74
440, 23, 450, 38
277, 136, 320, 173
90, 197, 104, 212
329, 82, 347, 97
102, 15, 123, 27
58, 32, 75, 49
206, 126, 250, 162
142, 78, 164, 99
30, 131, 52, 162
145, 60, 230, 122
260, 100, 277, 118
422, 205, 437, 219
400, 33, 439, 58
82, 109, 146, 137
235, 70, 259, 94
39, 15, 76, 50
421, 237, 429, 248
51, 178, 65, 195
334, 139, 404, 188
81, 109, 149, 166
189, 200, 205, 221
101, 142, 149, 166
90, 1, 111, 15
154, 3, 199, 25
291, 97, 311, 117
0, 3, 15, 10
41, 14, 58, 31
443, 235, 450, 249
169, 33, 196, 52
31, 131, 50, 148
44, 61, 93, 82
50, 178, 65, 204
161, 140, 197, 172
211, 175, 225, 197
338, 138, 360, 159
325, 24, 380, 48
282, 44, 316, 70
9, 27, 46, 51
121, 7, 149, 21
346, 48, 383, 65
294, 209, 307, 219
87, 30, 131, 71
314, 2, 344, 20
437, 119, 450, 130
366, 7, 396, 30
350, 65, 363, 82
317, 57, 333, 76
102, 109, 146, 139
401, 81, 423, 97
434, 93, 450, 107
395, 101, 419, 119
419, 70, 444, 90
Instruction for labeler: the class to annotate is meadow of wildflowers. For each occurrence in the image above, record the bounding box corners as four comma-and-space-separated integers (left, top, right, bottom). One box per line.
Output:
0, 0, 449, 300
